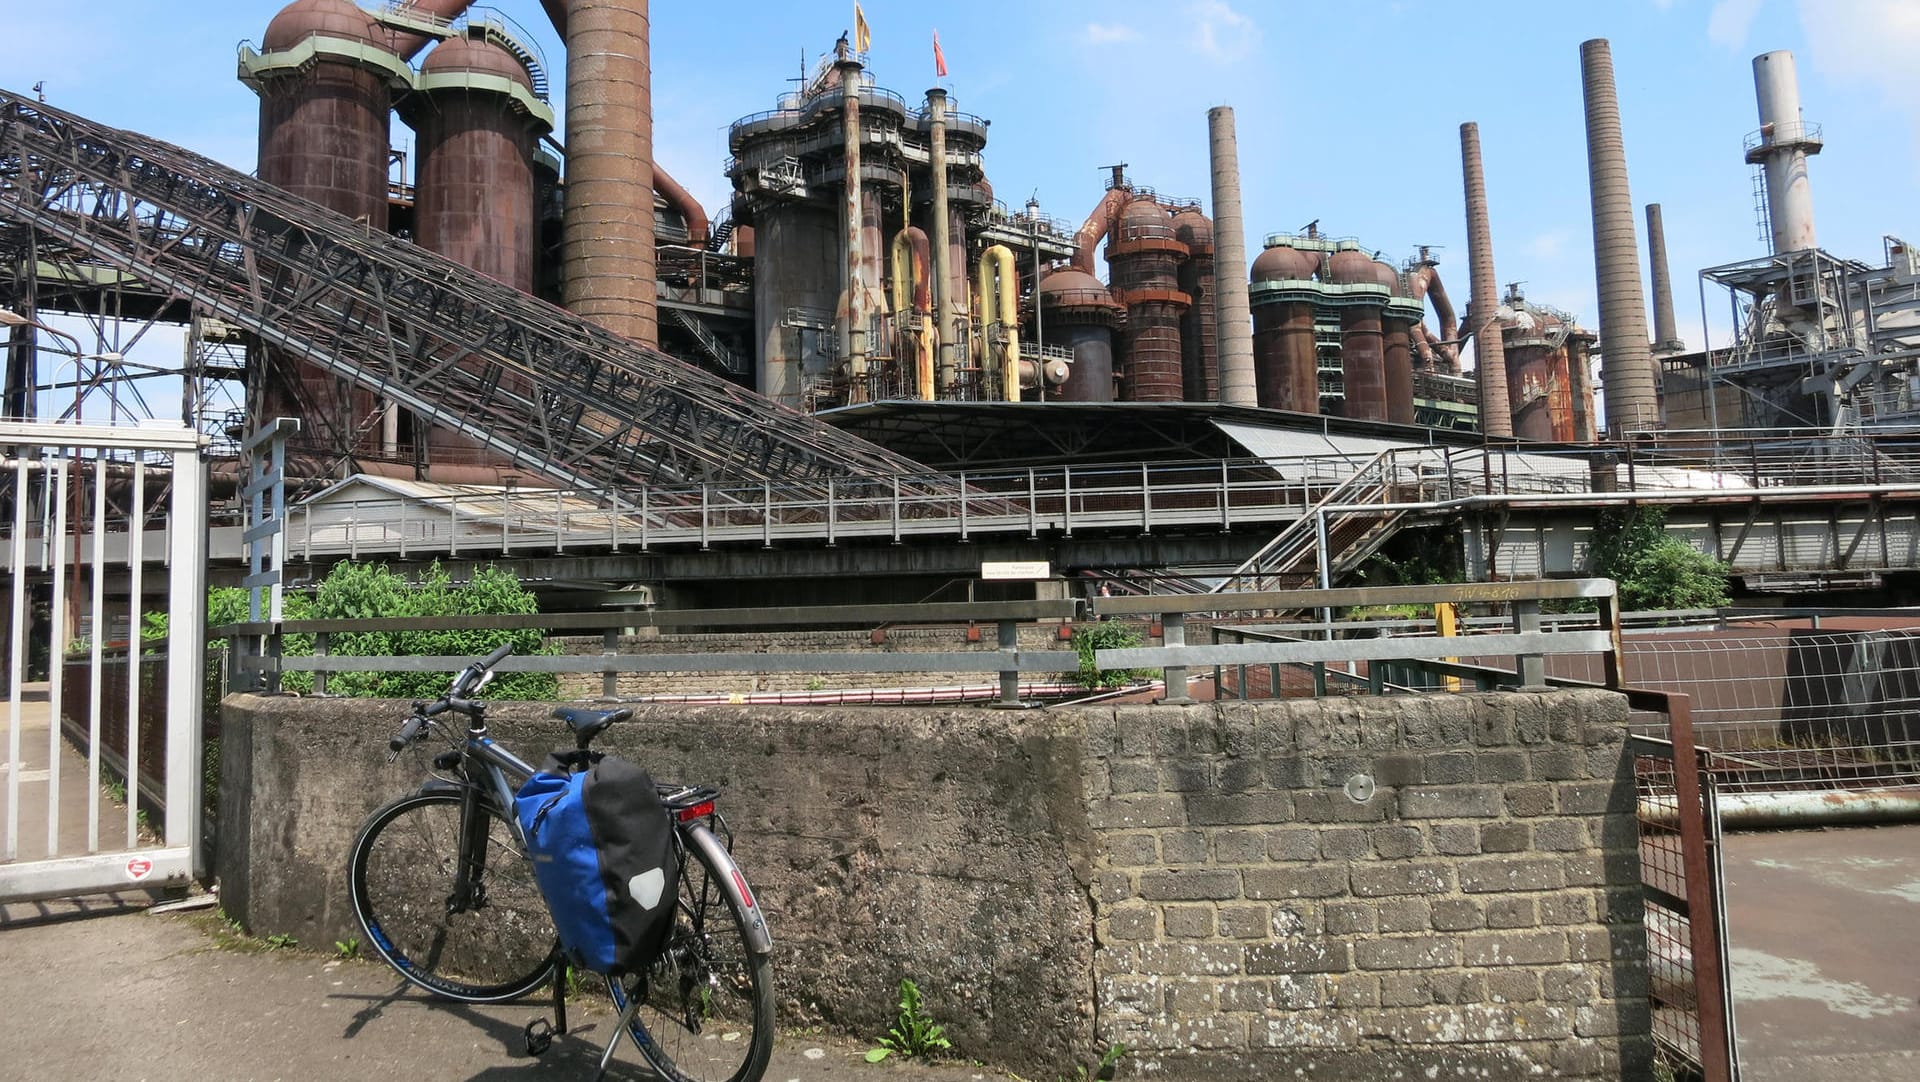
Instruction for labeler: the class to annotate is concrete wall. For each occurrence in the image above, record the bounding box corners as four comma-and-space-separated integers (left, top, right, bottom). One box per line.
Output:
218, 689, 1649, 1079
552, 623, 1082, 698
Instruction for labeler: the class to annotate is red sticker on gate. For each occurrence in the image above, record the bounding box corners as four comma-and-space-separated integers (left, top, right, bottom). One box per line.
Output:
126, 857, 153, 881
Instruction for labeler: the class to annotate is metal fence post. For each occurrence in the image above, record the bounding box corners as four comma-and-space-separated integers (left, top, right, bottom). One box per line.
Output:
1514, 599, 1545, 686
603, 628, 619, 699
1160, 611, 1191, 705
994, 619, 1022, 708
312, 632, 329, 697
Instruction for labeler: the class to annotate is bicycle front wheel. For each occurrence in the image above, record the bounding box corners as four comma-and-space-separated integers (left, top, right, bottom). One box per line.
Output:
348, 790, 559, 1002
607, 833, 775, 1082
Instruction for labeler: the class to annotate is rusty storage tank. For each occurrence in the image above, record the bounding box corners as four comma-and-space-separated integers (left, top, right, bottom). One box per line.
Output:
400, 30, 553, 468
404, 31, 552, 291
1172, 204, 1218, 402
1328, 243, 1390, 421
1038, 267, 1122, 401
1499, 289, 1571, 442
1106, 198, 1189, 402
1382, 264, 1420, 425
244, 0, 409, 461
1248, 239, 1322, 413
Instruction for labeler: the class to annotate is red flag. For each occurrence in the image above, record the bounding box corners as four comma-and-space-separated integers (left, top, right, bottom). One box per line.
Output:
933, 30, 948, 77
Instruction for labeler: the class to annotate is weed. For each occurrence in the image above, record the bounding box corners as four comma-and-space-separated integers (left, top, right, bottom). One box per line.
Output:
1077, 1044, 1127, 1081
333, 938, 359, 960
1071, 622, 1152, 690
264, 933, 298, 950
805, 676, 828, 691
864, 978, 952, 1062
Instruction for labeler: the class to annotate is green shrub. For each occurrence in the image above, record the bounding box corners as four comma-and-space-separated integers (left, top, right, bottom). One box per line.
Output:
184, 562, 554, 699
1590, 506, 1731, 612
1072, 621, 1151, 690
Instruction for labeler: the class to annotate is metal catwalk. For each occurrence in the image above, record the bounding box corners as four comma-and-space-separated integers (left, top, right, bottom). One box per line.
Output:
0, 89, 940, 496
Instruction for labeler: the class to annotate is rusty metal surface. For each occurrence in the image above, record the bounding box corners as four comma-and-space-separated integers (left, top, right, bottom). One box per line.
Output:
1338, 307, 1387, 420
1721, 824, 1920, 1081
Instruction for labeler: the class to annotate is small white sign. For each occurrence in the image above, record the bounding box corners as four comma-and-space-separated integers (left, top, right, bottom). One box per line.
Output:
981, 561, 1051, 581
126, 857, 153, 881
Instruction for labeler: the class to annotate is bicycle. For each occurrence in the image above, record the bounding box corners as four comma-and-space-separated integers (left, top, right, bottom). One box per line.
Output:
346, 644, 776, 1082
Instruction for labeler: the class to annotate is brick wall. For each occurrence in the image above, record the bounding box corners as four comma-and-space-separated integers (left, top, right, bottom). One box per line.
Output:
1085, 690, 1651, 1078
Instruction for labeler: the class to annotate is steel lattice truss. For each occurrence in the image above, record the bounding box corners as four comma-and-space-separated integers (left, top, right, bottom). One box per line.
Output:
0, 89, 942, 495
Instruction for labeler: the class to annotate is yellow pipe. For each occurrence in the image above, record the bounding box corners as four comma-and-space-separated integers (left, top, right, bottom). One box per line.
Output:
978, 244, 1021, 402
892, 229, 935, 400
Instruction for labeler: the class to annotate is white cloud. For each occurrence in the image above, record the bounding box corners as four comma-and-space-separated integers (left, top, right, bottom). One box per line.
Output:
1527, 228, 1575, 263
1084, 23, 1141, 45
1797, 0, 1920, 119
1708, 0, 1764, 50
1189, 1, 1260, 63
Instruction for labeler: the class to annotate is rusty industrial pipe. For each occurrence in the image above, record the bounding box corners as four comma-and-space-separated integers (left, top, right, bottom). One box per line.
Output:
927, 88, 957, 394
1581, 38, 1660, 435
562, 0, 656, 347
1073, 174, 1130, 276
1408, 261, 1460, 373
1460, 122, 1513, 437
384, 0, 476, 60
653, 167, 709, 246
835, 45, 868, 397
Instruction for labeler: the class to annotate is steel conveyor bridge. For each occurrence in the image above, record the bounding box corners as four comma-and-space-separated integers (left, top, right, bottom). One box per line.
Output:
0, 90, 935, 495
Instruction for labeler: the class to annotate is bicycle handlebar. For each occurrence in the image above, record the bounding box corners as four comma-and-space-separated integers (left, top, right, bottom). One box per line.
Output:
386, 645, 516, 757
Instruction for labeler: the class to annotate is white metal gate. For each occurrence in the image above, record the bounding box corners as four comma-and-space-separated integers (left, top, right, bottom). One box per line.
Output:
1, 421, 207, 902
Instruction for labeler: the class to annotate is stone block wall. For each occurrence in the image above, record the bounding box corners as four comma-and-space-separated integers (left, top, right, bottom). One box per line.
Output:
218, 688, 1649, 1080
1084, 690, 1650, 1079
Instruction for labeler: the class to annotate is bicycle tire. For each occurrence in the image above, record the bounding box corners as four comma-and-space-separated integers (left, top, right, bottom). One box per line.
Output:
606, 834, 775, 1082
348, 790, 559, 1003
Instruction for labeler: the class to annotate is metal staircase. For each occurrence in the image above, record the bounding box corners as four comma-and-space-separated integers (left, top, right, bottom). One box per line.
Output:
1210, 449, 1429, 593
0, 89, 940, 498
707, 207, 736, 253
670, 308, 748, 376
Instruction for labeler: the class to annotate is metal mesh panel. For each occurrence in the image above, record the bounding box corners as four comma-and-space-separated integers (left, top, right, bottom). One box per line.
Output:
1624, 628, 1920, 794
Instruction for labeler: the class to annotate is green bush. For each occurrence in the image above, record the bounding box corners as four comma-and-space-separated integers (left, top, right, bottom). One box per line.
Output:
174, 562, 554, 699
1589, 506, 1731, 612
1072, 621, 1151, 690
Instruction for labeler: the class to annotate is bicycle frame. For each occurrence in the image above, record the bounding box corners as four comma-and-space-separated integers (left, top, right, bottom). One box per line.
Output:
413, 713, 772, 955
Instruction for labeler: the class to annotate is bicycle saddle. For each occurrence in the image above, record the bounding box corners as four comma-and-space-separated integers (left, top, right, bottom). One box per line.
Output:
550, 706, 633, 747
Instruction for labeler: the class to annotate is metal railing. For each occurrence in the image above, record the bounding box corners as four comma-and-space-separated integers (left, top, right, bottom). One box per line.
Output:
219, 600, 1084, 707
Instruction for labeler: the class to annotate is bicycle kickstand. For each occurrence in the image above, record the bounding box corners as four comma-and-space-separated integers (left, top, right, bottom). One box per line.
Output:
594, 990, 646, 1081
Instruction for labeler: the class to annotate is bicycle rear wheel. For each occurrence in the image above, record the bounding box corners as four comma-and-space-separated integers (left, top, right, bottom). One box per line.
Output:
348, 790, 559, 1002
607, 833, 775, 1082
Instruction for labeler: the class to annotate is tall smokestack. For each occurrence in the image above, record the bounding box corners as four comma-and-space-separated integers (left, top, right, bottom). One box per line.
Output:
837, 45, 868, 399
928, 88, 956, 394
1208, 107, 1257, 407
1645, 203, 1683, 354
1459, 122, 1512, 438
1749, 50, 1821, 254
563, 0, 657, 347
1580, 38, 1660, 434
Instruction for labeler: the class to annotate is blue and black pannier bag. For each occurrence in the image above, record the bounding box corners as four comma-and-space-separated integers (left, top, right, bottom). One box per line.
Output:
515, 750, 677, 976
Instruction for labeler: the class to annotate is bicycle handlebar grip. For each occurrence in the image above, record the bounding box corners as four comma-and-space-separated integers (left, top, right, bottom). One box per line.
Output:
389, 715, 426, 752
481, 642, 515, 669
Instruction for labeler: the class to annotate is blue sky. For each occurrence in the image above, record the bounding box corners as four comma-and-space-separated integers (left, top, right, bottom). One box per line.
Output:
3, 0, 1917, 387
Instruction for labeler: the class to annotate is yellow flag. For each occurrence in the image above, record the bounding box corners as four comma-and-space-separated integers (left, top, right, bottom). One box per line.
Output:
854, 4, 871, 52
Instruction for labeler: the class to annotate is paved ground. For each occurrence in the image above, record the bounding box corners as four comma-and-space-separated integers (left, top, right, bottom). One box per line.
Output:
1723, 824, 1920, 1082
0, 896, 1002, 1082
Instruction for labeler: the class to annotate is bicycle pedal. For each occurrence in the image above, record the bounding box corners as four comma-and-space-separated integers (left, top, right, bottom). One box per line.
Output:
523, 1018, 555, 1056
